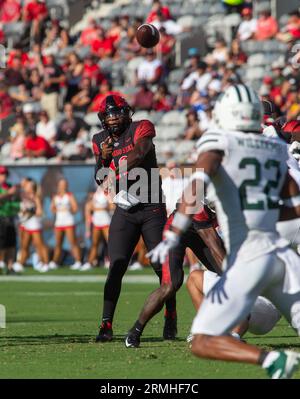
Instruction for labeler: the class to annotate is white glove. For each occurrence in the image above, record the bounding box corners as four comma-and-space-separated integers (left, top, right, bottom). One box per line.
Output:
289, 141, 300, 160
146, 230, 180, 264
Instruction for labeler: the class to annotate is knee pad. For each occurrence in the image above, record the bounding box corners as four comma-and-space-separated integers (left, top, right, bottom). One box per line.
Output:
248, 296, 281, 335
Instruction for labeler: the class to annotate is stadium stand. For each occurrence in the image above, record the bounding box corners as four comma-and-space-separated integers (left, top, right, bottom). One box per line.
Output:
0, 0, 299, 165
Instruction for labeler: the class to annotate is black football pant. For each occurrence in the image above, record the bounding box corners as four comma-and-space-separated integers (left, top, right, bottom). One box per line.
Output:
162, 214, 221, 292
102, 203, 176, 322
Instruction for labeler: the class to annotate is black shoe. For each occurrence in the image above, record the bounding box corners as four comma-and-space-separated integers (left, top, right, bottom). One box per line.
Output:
163, 313, 177, 340
95, 321, 113, 342
125, 330, 141, 348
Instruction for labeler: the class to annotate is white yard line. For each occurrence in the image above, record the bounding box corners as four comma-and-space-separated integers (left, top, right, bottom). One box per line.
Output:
0, 275, 159, 283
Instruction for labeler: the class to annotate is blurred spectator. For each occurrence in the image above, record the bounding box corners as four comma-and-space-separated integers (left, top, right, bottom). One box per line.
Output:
22, 0, 48, 43
206, 37, 229, 64
36, 110, 57, 144
277, 10, 300, 43
71, 77, 97, 113
285, 87, 300, 121
9, 84, 30, 107
0, 0, 21, 23
0, 84, 13, 119
65, 52, 84, 102
25, 68, 43, 102
4, 56, 25, 86
180, 61, 211, 93
152, 83, 174, 112
183, 109, 202, 140
137, 49, 163, 86
82, 55, 105, 87
41, 54, 65, 120
152, 10, 186, 36
132, 82, 154, 111
198, 104, 214, 132
23, 103, 38, 131
90, 28, 115, 59
9, 114, 26, 160
65, 139, 93, 161
255, 9, 278, 41
183, 48, 201, 79
56, 103, 89, 143
24, 128, 55, 158
270, 60, 285, 88
107, 17, 122, 46
228, 39, 247, 66
221, 0, 245, 14
156, 27, 176, 62
88, 81, 122, 113
7, 46, 30, 68
236, 7, 257, 41
79, 18, 100, 47
118, 26, 141, 61
146, 0, 171, 23
42, 21, 70, 55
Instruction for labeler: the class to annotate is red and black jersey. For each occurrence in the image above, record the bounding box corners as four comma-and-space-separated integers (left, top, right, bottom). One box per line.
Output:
192, 205, 217, 230
92, 119, 163, 203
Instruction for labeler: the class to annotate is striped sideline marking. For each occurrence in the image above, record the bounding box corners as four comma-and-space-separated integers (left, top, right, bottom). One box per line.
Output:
0, 275, 161, 283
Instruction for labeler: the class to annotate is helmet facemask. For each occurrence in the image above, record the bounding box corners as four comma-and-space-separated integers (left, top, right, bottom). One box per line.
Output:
98, 95, 133, 137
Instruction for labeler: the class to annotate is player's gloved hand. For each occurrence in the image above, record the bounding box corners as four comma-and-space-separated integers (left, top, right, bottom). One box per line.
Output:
146, 230, 180, 264
289, 141, 300, 161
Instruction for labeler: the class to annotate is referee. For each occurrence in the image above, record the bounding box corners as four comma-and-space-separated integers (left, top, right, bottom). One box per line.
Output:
0, 166, 21, 273
92, 94, 177, 342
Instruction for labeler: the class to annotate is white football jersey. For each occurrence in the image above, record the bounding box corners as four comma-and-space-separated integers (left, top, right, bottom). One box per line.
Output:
196, 129, 289, 258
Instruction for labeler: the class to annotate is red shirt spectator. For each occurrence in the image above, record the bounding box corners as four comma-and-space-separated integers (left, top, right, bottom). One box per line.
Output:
0, 87, 13, 119
156, 27, 176, 55
23, 0, 48, 22
91, 33, 114, 58
79, 20, 100, 46
7, 49, 30, 68
255, 10, 278, 40
83, 56, 105, 85
0, 0, 21, 23
24, 131, 55, 158
146, 0, 171, 23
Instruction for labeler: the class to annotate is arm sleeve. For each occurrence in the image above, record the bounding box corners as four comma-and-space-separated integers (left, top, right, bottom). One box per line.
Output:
133, 120, 155, 143
196, 130, 228, 156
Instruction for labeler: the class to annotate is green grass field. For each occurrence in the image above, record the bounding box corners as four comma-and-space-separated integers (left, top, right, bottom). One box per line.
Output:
0, 268, 300, 379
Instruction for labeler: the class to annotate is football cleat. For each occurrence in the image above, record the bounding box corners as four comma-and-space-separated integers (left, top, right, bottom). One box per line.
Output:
263, 350, 300, 379
95, 321, 113, 343
124, 331, 141, 348
163, 312, 177, 340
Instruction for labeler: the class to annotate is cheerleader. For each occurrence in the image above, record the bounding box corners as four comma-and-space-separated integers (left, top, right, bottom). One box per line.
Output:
13, 179, 49, 272
81, 186, 112, 271
49, 178, 82, 270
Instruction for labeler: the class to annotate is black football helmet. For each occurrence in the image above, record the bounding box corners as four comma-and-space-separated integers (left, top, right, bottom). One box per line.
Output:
98, 94, 133, 136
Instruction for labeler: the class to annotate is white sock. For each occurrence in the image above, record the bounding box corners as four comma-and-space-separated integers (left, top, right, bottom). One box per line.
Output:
262, 351, 279, 369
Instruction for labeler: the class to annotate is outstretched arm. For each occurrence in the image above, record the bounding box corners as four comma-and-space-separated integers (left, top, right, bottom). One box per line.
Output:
147, 150, 223, 264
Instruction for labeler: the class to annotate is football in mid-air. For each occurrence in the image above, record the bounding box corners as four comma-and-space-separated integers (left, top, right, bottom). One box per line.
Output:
136, 23, 160, 48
